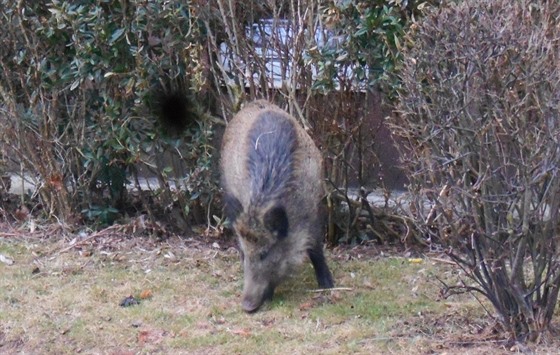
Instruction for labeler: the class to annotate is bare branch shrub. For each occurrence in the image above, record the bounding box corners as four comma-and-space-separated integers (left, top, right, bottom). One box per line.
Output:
199, 0, 419, 243
392, 0, 560, 341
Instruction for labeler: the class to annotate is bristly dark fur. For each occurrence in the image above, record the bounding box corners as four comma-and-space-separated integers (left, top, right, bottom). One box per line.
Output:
247, 112, 298, 204
263, 205, 289, 239
223, 193, 243, 224
220, 100, 334, 312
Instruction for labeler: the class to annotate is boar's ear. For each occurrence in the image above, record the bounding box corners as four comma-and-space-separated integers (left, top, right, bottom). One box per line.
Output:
263, 205, 289, 239
223, 194, 243, 223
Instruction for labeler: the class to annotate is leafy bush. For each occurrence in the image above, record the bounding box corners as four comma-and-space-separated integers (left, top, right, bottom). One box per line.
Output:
0, 1, 217, 226
309, 0, 435, 94
392, 0, 560, 341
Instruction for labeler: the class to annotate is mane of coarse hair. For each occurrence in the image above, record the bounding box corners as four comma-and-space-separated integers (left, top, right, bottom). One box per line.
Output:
247, 111, 298, 205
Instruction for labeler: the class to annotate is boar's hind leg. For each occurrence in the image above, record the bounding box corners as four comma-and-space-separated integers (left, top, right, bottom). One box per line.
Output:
308, 245, 334, 288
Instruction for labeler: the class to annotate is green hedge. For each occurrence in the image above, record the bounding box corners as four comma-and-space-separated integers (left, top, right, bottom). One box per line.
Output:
0, 1, 215, 226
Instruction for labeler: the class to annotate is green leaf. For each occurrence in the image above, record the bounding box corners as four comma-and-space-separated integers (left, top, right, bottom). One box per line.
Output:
109, 28, 125, 44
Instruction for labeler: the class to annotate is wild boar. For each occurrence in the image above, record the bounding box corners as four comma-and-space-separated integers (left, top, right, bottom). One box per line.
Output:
221, 100, 334, 312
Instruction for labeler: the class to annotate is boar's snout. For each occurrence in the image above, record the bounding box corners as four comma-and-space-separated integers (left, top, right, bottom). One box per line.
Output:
242, 282, 275, 313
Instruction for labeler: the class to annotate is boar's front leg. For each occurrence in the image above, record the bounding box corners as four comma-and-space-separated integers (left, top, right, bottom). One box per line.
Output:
307, 244, 334, 288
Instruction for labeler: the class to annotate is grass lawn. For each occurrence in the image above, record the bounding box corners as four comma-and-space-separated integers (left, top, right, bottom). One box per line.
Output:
1, 222, 558, 354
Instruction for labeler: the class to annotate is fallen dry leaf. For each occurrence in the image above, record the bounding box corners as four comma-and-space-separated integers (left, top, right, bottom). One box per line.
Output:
137, 330, 150, 344
14, 206, 29, 221
108, 351, 135, 355
329, 292, 343, 303
80, 250, 92, 257
260, 318, 276, 327
48, 173, 64, 191
139, 289, 153, 300
138, 328, 168, 345
230, 328, 251, 337
299, 301, 315, 311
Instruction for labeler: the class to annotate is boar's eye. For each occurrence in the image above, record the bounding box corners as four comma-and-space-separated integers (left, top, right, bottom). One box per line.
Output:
259, 250, 269, 261
263, 205, 289, 239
